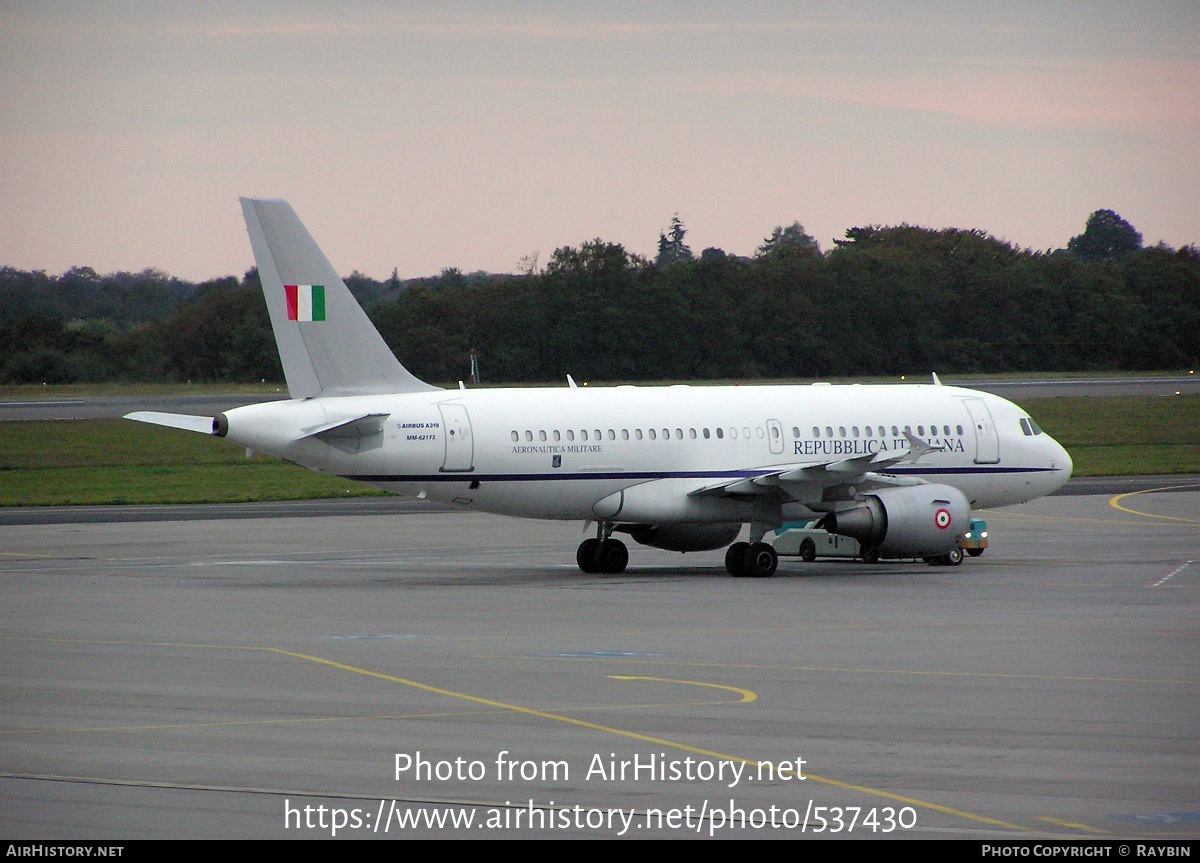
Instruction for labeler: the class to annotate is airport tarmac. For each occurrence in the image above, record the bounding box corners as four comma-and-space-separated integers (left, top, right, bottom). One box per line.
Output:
1, 486, 1198, 839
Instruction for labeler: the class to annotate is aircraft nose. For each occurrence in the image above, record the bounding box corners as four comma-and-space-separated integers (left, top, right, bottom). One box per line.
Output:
1047, 435, 1073, 489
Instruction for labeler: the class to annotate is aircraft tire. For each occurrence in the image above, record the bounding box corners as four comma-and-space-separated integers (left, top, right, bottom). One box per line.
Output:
861, 546, 880, 564
725, 542, 749, 577
945, 547, 964, 566
799, 538, 817, 562
576, 538, 600, 573
596, 539, 628, 574
743, 542, 778, 578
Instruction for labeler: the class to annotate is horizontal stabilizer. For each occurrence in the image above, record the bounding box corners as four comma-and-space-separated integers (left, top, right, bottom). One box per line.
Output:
124, 411, 216, 435
297, 413, 390, 441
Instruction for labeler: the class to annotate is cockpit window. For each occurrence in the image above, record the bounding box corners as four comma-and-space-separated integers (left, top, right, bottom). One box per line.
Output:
1019, 417, 1043, 436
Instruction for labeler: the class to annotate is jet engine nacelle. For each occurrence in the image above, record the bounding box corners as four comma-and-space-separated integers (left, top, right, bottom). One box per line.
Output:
624, 523, 742, 553
820, 484, 969, 558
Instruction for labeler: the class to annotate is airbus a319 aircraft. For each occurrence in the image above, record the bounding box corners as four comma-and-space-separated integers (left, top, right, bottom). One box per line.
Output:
127, 199, 1073, 577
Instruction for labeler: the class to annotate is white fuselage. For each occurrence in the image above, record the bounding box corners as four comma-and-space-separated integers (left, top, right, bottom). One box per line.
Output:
220, 383, 1072, 524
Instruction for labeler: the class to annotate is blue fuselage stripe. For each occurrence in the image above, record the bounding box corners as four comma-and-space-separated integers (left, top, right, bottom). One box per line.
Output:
345, 465, 1058, 483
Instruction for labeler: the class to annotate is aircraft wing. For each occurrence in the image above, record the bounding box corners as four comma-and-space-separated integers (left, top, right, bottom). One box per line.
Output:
687, 432, 942, 507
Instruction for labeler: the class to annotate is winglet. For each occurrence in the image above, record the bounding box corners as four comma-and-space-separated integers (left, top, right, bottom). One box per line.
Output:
901, 430, 945, 463
240, 198, 440, 398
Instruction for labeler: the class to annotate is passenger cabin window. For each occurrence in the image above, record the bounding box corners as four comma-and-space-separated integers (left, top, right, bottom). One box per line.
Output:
510, 431, 518, 442
716, 428, 724, 439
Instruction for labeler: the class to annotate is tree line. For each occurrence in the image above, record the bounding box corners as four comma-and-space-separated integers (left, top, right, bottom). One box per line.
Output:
2, 210, 1197, 385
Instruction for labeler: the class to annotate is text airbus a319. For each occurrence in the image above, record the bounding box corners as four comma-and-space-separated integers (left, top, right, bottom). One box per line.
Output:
127, 199, 1072, 577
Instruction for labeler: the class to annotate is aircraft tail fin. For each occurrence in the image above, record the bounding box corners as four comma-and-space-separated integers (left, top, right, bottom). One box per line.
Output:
240, 197, 439, 398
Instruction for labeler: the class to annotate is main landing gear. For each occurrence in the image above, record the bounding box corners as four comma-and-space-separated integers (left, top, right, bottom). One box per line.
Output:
725, 508, 781, 578
577, 523, 628, 574
724, 541, 778, 578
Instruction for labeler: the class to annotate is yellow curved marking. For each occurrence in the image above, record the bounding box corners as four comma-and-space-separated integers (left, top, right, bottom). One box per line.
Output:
269, 647, 1027, 832
1109, 483, 1200, 525
607, 675, 757, 703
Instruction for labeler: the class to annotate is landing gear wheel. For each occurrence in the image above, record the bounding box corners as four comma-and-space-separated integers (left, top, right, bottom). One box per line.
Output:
799, 538, 817, 562
576, 538, 600, 573
725, 542, 749, 577
596, 538, 628, 574
743, 542, 778, 578
861, 546, 880, 564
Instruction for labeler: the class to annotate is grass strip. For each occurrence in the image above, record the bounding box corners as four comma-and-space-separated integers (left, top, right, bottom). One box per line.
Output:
0, 395, 1195, 506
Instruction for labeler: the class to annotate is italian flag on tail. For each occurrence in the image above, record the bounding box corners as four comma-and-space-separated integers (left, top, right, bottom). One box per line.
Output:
284, 284, 326, 321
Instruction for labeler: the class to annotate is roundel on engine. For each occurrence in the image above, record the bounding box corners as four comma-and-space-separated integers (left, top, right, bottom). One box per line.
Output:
935, 508, 952, 529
